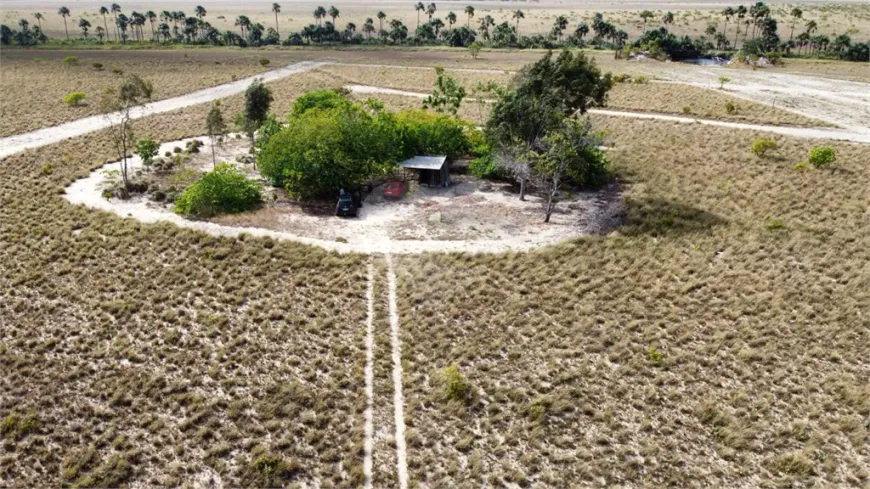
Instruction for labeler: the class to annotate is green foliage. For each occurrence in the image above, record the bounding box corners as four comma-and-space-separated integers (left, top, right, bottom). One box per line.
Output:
468, 41, 482, 58
440, 365, 470, 402
174, 163, 262, 218
259, 104, 399, 199
648, 345, 665, 364
725, 100, 737, 114
751, 137, 777, 157
423, 66, 466, 115
0, 412, 37, 440
134, 139, 159, 164
290, 89, 352, 118
633, 75, 649, 84
718, 76, 731, 89
63, 55, 78, 65
63, 92, 86, 106
259, 57, 270, 66
255, 114, 282, 151
808, 146, 836, 168
92, 62, 103, 70
765, 217, 787, 231
395, 109, 471, 159
682, 105, 692, 114
206, 102, 226, 139
469, 154, 498, 178
237, 79, 273, 136
612, 73, 630, 83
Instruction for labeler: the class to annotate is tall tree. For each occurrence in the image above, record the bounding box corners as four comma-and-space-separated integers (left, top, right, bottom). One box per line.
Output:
464, 5, 474, 29
552, 15, 568, 40
235, 79, 274, 156
662, 11, 674, 27
146, 11, 156, 40
734, 5, 747, 48
512, 9, 524, 35
205, 101, 226, 168
427, 2, 437, 20
96, 25, 105, 42
446, 11, 457, 29
789, 7, 802, 41
58, 7, 71, 40
111, 3, 122, 40
721, 7, 733, 43
415, 2, 425, 27
328, 6, 340, 25
363, 18, 375, 38
272, 3, 281, 37
639, 10, 654, 33
314, 6, 326, 25
377, 11, 387, 35
101, 74, 153, 189
79, 18, 91, 37
32, 12, 43, 31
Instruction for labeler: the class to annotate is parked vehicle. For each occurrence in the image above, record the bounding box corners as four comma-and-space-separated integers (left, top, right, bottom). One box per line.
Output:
335, 194, 358, 217
383, 179, 409, 199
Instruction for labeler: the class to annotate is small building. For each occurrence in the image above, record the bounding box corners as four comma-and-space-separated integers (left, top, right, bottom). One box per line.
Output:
398, 155, 449, 187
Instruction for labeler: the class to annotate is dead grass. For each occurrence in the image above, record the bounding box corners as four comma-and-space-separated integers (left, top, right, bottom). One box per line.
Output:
394, 117, 870, 487
608, 81, 836, 128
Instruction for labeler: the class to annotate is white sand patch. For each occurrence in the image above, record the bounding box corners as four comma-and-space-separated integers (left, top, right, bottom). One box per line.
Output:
386, 255, 409, 489
363, 260, 375, 489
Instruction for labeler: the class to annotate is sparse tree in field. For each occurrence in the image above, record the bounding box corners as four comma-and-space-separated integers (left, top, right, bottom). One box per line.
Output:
446, 11, 457, 29
118, 14, 129, 42
377, 11, 387, 36
235, 15, 251, 37
808, 146, 835, 169
195, 5, 206, 20
718, 75, 731, 89
551, 15, 568, 40
206, 101, 226, 168
101, 74, 153, 189
79, 18, 91, 37
575, 22, 589, 42
415, 2, 425, 27
427, 3, 437, 20
32, 12, 43, 32
639, 10, 654, 33
96, 25, 105, 42
479, 15, 495, 41
721, 7, 734, 43
235, 79, 273, 160
99, 7, 112, 41
58, 7, 71, 40
363, 18, 375, 38
465, 5, 474, 29
272, 3, 281, 37
788, 7, 804, 40
662, 10, 674, 27
512, 9, 524, 35
705, 23, 717, 37
111, 3, 122, 40
423, 66, 466, 115
328, 6, 340, 25
468, 40, 481, 58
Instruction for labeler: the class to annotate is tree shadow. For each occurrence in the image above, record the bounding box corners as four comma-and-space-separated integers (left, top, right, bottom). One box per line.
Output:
616, 197, 729, 237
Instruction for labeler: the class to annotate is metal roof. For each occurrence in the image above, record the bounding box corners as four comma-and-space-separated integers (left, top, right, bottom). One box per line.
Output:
398, 155, 447, 171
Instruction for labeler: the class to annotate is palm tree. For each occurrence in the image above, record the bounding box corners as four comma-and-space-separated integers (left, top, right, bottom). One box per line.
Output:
552, 15, 568, 40
363, 18, 375, 38
146, 11, 156, 40
446, 11, 457, 29
111, 3, 122, 40
314, 6, 326, 25
427, 3, 436, 21
734, 5, 747, 48
415, 2, 425, 27
328, 6, 340, 25
79, 18, 91, 38
235, 15, 251, 37
431, 18, 444, 36
639, 10, 653, 33
57, 7, 71, 40
33, 12, 44, 32
789, 7, 802, 41
575, 22, 589, 41
662, 11, 674, 30
345, 22, 356, 40
479, 15, 495, 40
464, 5, 474, 29
512, 9, 524, 35
272, 3, 281, 37
96, 25, 105, 42
721, 7, 733, 42
377, 11, 387, 36
99, 7, 112, 41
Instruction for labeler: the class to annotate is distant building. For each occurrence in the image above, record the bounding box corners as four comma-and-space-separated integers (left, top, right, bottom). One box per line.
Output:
398, 155, 450, 187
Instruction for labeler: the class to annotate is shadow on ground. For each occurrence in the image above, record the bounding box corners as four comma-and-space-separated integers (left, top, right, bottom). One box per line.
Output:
618, 197, 728, 236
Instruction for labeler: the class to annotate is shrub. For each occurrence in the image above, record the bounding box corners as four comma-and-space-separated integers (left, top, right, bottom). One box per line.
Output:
134, 139, 159, 164
469, 154, 498, 179
92, 62, 104, 70
612, 73, 630, 83
808, 146, 836, 168
174, 163, 262, 218
724, 100, 736, 114
648, 345, 665, 364
718, 76, 731, 89
259, 57, 270, 67
468, 41, 482, 59
290, 89, 352, 118
63, 92, 86, 106
395, 109, 471, 159
440, 365, 469, 402
63, 55, 78, 66
751, 137, 777, 157
765, 218, 786, 231
682, 105, 691, 114
633, 75, 649, 84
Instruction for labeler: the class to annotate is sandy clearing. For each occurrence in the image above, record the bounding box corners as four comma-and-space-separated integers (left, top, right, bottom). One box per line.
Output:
363, 260, 375, 489
386, 255, 409, 489
0, 61, 329, 160
346, 84, 870, 143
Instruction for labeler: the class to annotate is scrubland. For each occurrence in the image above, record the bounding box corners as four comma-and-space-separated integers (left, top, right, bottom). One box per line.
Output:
394, 117, 870, 487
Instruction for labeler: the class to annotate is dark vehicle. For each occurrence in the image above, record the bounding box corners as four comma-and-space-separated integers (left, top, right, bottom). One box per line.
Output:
335, 194, 358, 217
383, 179, 409, 199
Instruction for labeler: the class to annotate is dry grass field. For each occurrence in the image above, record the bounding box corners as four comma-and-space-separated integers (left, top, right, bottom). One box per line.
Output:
394, 117, 870, 487
1, 45, 868, 488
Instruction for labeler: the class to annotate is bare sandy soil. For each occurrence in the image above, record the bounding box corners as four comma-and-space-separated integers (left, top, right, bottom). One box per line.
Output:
64, 135, 623, 254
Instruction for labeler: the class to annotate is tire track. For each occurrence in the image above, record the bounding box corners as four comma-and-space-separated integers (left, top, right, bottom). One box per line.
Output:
386, 254, 409, 489
363, 260, 375, 489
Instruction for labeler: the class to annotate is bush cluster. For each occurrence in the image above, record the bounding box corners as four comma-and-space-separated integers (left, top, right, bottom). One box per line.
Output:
174, 163, 262, 218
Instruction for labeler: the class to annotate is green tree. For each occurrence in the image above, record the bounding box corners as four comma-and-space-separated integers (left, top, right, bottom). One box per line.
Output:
639, 10, 654, 33
422, 67, 466, 115
78, 18, 91, 37
415, 2, 425, 27
512, 9, 524, 35
808, 146, 835, 168
101, 74, 153, 188
58, 7, 71, 40
328, 6, 339, 25
205, 102, 226, 168
272, 3, 281, 37
235, 79, 273, 155
134, 138, 159, 164
174, 163, 262, 217
464, 5, 474, 29
468, 40, 481, 59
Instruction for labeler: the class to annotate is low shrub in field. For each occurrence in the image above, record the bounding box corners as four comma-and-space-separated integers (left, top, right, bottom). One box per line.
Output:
612, 73, 630, 83
439, 365, 470, 402
134, 139, 159, 164
808, 146, 836, 168
259, 58, 270, 67
63, 92, 86, 106
63, 56, 78, 66
92, 62, 104, 70
751, 137, 777, 157
174, 163, 262, 218
469, 154, 498, 178
725, 100, 736, 114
